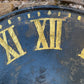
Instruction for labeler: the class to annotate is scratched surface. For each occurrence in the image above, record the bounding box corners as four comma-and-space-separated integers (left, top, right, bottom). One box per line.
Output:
0, 6, 84, 84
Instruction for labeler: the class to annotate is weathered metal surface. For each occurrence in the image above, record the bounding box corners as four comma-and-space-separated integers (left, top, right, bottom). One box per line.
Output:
0, 6, 84, 84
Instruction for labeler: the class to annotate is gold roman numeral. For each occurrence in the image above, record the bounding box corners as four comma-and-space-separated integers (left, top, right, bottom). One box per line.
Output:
31, 18, 66, 50
0, 25, 26, 65
31, 19, 48, 50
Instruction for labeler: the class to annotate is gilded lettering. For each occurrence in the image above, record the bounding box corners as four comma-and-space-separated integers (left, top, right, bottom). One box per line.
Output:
31, 19, 48, 50
31, 18, 66, 50
0, 25, 26, 65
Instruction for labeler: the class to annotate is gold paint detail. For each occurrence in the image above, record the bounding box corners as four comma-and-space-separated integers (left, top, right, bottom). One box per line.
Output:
0, 25, 2, 29
50, 19, 55, 48
58, 12, 61, 16
77, 16, 81, 20
48, 10, 52, 15
17, 17, 21, 21
68, 13, 71, 17
0, 25, 26, 65
27, 14, 30, 18
8, 20, 12, 25
31, 19, 48, 50
38, 12, 41, 17
0, 25, 14, 34
78, 49, 84, 59
31, 18, 66, 50
55, 19, 63, 50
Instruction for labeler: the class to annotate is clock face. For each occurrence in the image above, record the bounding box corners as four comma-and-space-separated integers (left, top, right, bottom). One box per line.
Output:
0, 6, 84, 84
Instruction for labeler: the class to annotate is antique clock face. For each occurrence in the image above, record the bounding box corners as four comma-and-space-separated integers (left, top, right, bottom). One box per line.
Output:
0, 6, 84, 84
